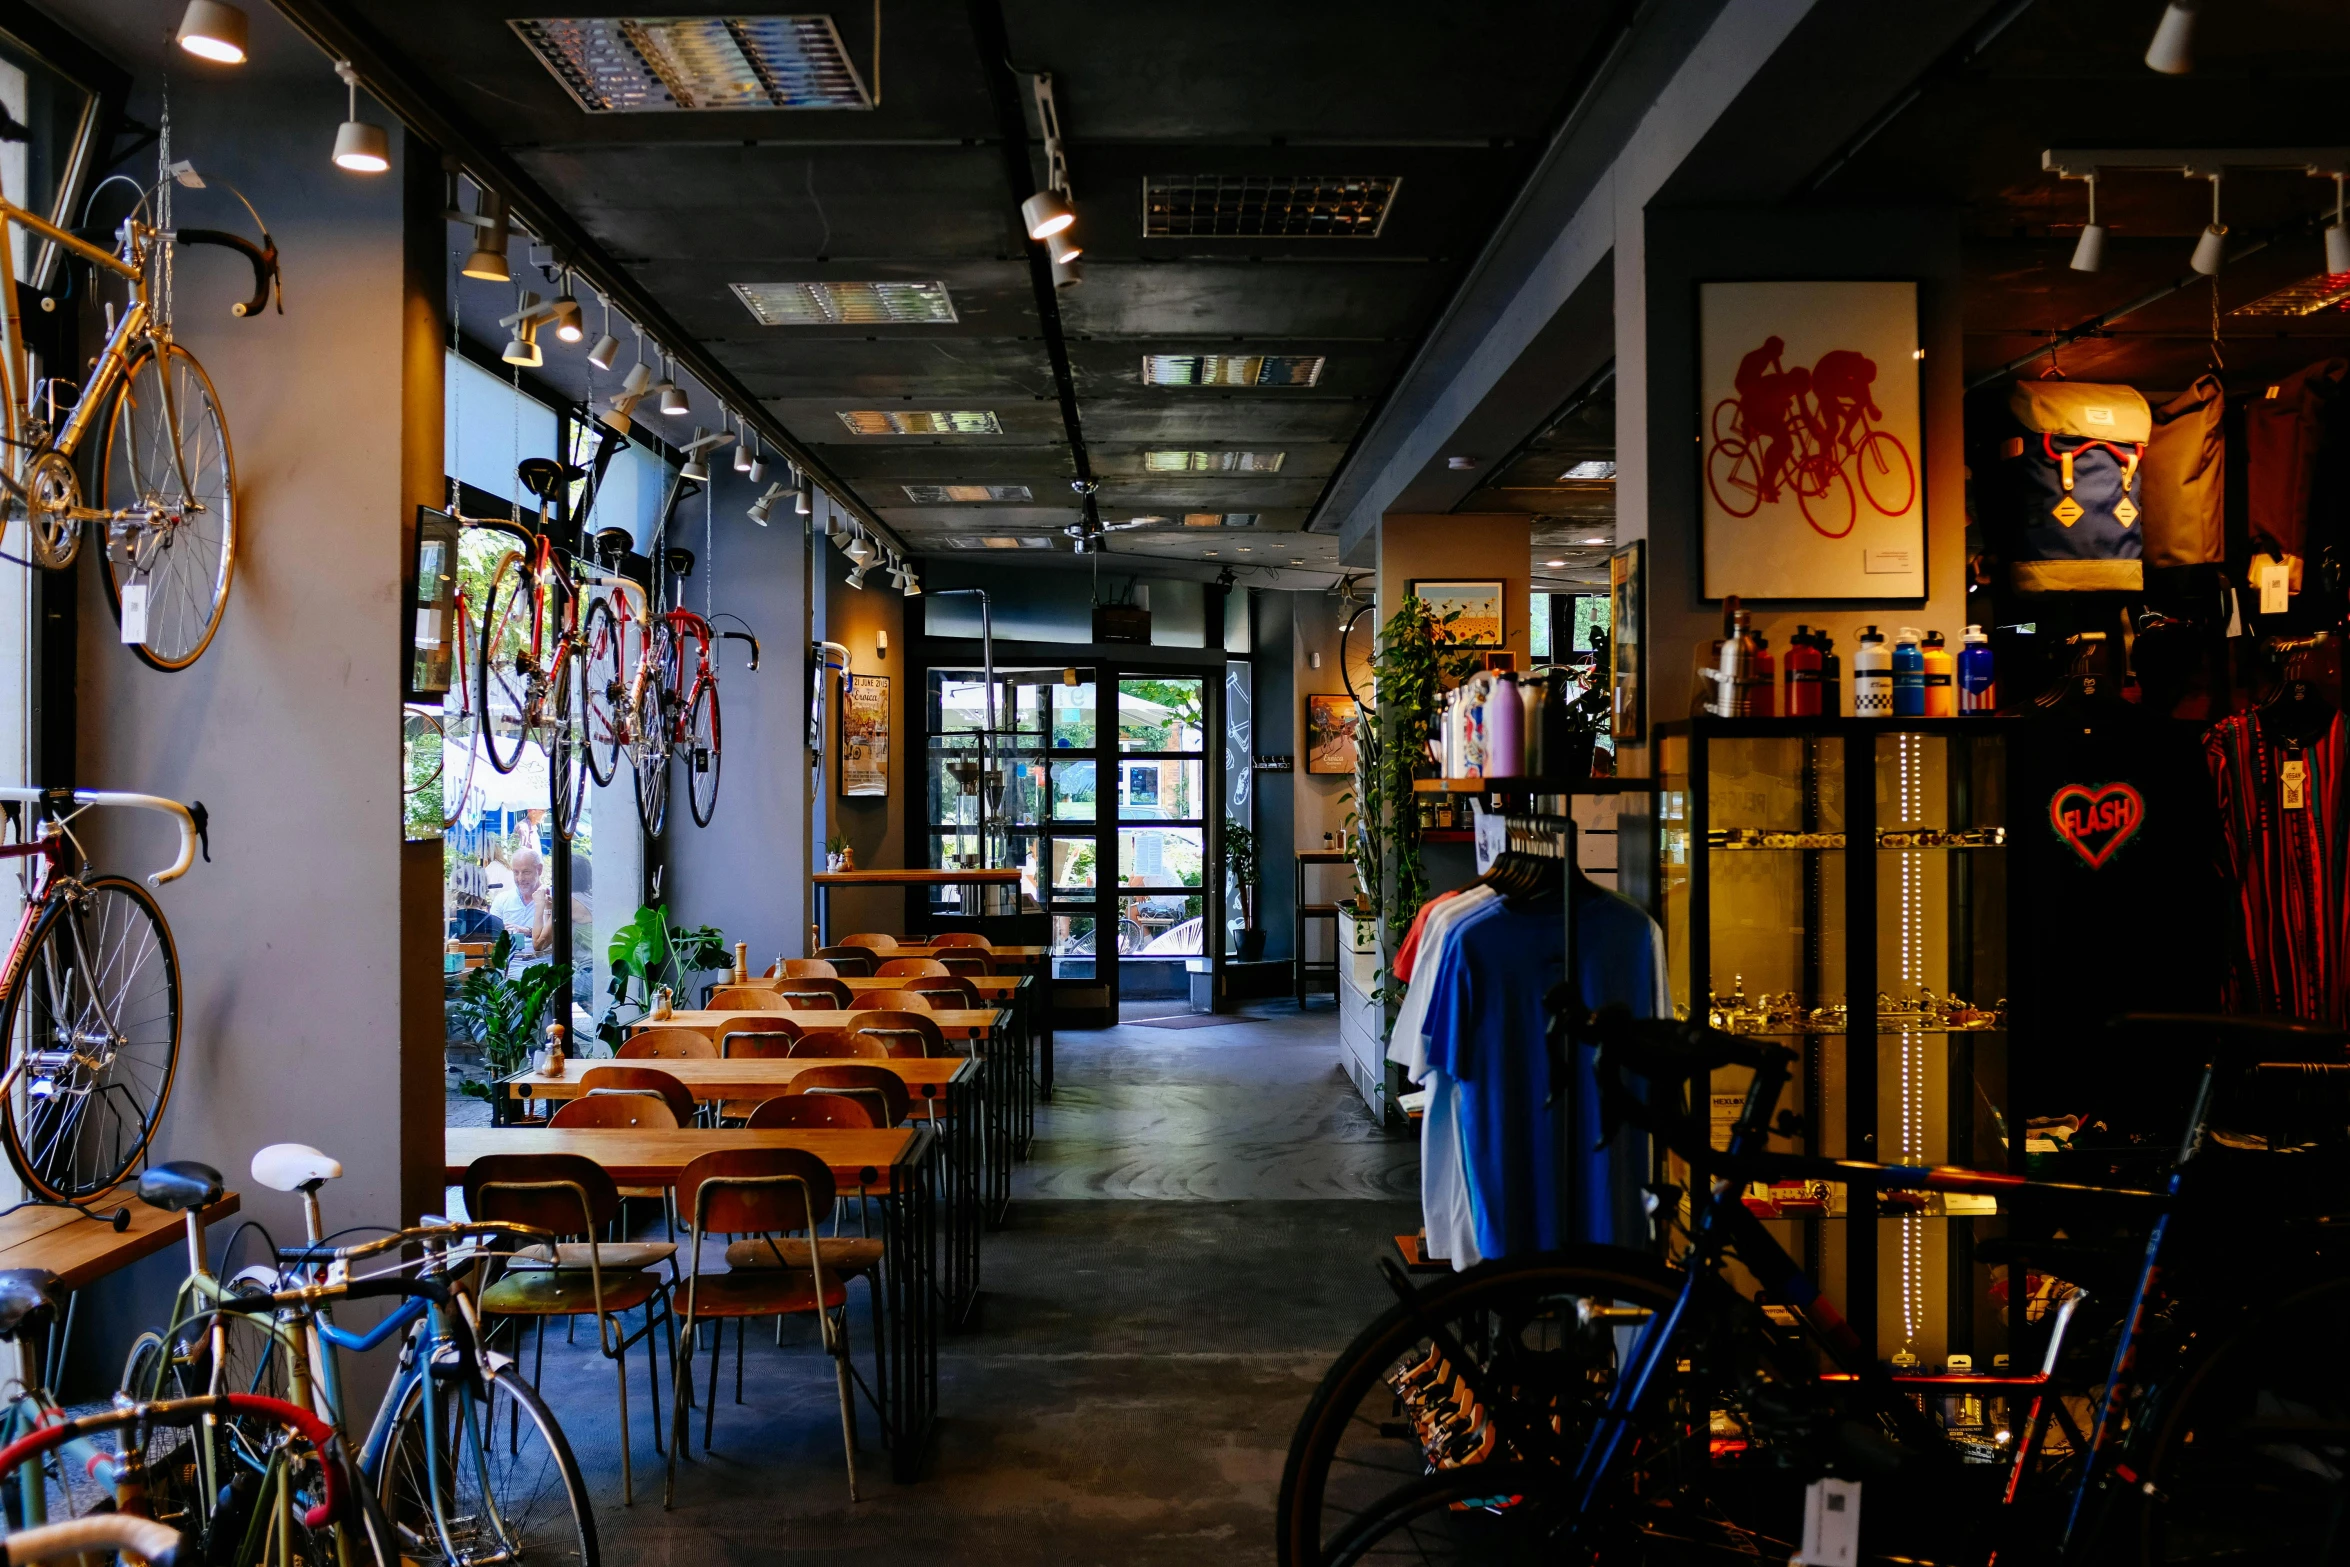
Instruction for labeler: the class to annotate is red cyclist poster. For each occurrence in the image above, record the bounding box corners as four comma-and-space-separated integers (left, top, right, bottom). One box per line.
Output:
1699, 281, 1923, 600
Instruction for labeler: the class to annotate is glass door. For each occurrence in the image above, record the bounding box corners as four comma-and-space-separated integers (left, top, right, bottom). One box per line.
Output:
1113, 675, 1208, 999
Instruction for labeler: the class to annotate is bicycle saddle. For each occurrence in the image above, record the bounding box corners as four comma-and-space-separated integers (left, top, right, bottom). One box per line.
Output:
251, 1143, 340, 1194
516, 457, 585, 503
136, 1160, 225, 1213
593, 527, 636, 564
0, 1270, 59, 1341
665, 547, 695, 578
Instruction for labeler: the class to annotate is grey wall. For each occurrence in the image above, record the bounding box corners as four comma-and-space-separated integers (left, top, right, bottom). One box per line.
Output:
813, 495, 905, 942
1251, 591, 1297, 960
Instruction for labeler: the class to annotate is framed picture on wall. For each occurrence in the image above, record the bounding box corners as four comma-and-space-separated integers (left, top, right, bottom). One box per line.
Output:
840, 674, 889, 797
1306, 693, 1361, 775
1410, 579, 1504, 647
1698, 279, 1923, 600
1609, 541, 1645, 742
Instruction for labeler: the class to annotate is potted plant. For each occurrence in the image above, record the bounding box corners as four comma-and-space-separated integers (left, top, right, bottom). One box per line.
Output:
1225, 823, 1264, 962
825, 832, 853, 873
599, 902, 729, 1048
449, 931, 563, 1124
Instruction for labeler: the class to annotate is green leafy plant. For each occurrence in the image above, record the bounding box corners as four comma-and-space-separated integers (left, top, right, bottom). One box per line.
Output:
599, 903, 728, 1048
1224, 823, 1259, 929
450, 931, 562, 1107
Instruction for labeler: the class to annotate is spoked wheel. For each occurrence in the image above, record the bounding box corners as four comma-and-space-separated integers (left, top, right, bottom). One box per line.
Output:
98, 342, 236, 671
631, 619, 676, 837
685, 676, 721, 827
633, 729, 671, 837
1280, 1250, 1689, 1567
547, 638, 585, 841
0, 876, 180, 1202
379, 1357, 598, 1567
478, 549, 535, 775
581, 596, 625, 788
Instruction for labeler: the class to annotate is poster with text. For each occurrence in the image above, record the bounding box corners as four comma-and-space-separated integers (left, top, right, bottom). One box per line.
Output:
1699, 280, 1923, 600
841, 674, 889, 797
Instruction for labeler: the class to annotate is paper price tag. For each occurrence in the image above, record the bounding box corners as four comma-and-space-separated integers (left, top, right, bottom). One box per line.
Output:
2259, 559, 2292, 615
2283, 755, 2308, 812
119, 582, 147, 646
1795, 1477, 1861, 1567
1470, 798, 1506, 874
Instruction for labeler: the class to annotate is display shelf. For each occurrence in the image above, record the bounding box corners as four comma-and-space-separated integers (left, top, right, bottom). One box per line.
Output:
1712, 1024, 2009, 1037
1708, 829, 2007, 851
1412, 776, 1654, 794
1420, 828, 1473, 843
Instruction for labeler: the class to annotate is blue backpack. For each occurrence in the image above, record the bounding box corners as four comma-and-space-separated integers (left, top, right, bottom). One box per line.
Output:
1998, 381, 2150, 592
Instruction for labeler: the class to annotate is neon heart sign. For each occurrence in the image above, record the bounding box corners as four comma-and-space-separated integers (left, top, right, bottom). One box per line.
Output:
2048, 781, 2146, 870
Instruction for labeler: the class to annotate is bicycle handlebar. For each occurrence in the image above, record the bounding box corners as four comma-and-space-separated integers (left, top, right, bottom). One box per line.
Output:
0, 788, 207, 885
275, 1218, 548, 1267
0, 1394, 346, 1528
174, 227, 278, 318
5, 1515, 182, 1567
220, 1274, 453, 1312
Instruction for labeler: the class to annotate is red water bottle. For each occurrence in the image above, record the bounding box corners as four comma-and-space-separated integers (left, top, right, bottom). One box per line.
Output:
1784, 625, 1823, 717
1751, 635, 1777, 716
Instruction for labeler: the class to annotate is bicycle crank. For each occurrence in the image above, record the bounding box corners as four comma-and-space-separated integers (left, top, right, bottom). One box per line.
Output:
19, 450, 81, 569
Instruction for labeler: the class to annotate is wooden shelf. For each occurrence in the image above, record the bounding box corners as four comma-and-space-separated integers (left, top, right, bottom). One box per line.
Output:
1411, 776, 1653, 794
1419, 829, 1473, 842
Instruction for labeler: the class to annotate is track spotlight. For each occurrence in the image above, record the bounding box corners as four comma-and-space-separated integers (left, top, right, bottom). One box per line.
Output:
551, 291, 583, 343
747, 445, 767, 483
681, 427, 712, 481
2190, 172, 2226, 275
844, 533, 876, 567
1021, 189, 1075, 240
797, 482, 813, 518
2328, 175, 2350, 277
501, 290, 543, 367
658, 366, 689, 417
1052, 254, 1083, 290
2069, 174, 2105, 273
587, 330, 619, 370
902, 568, 921, 597
844, 563, 869, 591
2145, 1, 2196, 74
749, 481, 785, 525
619, 360, 652, 398
1046, 228, 1083, 265
176, 0, 248, 64
734, 427, 755, 473
461, 190, 510, 282
330, 63, 389, 173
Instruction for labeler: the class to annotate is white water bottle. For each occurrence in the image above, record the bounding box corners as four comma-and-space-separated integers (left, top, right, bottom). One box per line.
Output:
1853, 625, 1891, 717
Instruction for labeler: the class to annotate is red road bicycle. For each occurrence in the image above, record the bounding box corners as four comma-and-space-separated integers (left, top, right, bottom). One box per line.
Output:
1706, 389, 1915, 540
0, 786, 203, 1205
477, 460, 590, 841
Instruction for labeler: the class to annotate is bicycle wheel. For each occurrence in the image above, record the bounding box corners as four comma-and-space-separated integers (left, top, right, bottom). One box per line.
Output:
685, 675, 721, 827
547, 638, 585, 841
1796, 459, 1856, 539
478, 550, 534, 776
1277, 1249, 1684, 1567
377, 1359, 597, 1567
1704, 438, 1763, 518
2136, 1277, 2350, 1566
0, 875, 181, 1202
1853, 428, 1916, 517
98, 342, 236, 672
631, 620, 676, 838
580, 597, 624, 789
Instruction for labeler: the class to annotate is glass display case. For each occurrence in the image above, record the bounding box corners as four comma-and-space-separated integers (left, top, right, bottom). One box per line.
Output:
1657, 717, 2014, 1371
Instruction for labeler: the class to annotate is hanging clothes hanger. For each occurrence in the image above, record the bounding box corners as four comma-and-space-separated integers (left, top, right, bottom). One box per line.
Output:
2255, 633, 2338, 746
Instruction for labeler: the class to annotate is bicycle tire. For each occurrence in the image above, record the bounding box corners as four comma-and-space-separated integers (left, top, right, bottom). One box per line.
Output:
1853, 428, 1917, 518
1320, 1462, 1562, 1565
1277, 1247, 1681, 1567
634, 739, 670, 838
478, 549, 533, 776
686, 674, 721, 828
97, 342, 237, 672
1797, 460, 1856, 539
0, 875, 181, 1203
1704, 438, 1763, 519
631, 618, 677, 838
580, 596, 624, 789
548, 638, 584, 841
377, 1357, 598, 1567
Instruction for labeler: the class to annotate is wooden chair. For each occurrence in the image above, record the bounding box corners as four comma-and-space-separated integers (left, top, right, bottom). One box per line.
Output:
938, 953, 993, 977
745, 1095, 876, 1130
875, 957, 949, 978
466, 1154, 675, 1505
711, 1014, 802, 1051
785, 1065, 912, 1130
552, 1095, 677, 1132
901, 975, 982, 1008
620, 1028, 717, 1060
839, 933, 900, 953
667, 1149, 863, 1503
850, 990, 935, 1013
775, 978, 853, 1010
812, 945, 878, 977
707, 985, 782, 1011
924, 932, 992, 950
789, 1030, 889, 1061
731, 1100, 889, 1323
774, 958, 838, 979
712, 1028, 801, 1122
581, 1065, 697, 1127
849, 1010, 948, 1060
525, 1096, 686, 1268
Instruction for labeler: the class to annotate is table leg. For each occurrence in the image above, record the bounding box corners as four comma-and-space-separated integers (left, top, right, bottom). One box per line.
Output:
984, 1024, 1011, 1226
879, 1133, 939, 1482
1038, 963, 1055, 1100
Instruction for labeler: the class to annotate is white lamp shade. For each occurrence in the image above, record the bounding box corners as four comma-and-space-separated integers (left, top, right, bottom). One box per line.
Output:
177, 0, 248, 63
2069, 223, 2106, 274
2328, 224, 2350, 278
461, 246, 509, 283
332, 120, 389, 173
844, 566, 867, 590
747, 454, 767, 482
681, 455, 708, 481
659, 382, 689, 416
586, 333, 620, 370
1046, 228, 1083, 264
903, 572, 921, 597
551, 298, 583, 342
1021, 189, 1075, 240
1052, 255, 1083, 290
844, 535, 875, 565
2190, 223, 2227, 276
619, 361, 653, 397
501, 333, 541, 368
2145, 2, 2195, 74
733, 442, 754, 473
796, 486, 812, 517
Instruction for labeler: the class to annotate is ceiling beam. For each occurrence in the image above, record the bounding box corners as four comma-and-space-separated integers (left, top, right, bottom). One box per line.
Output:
264, 0, 915, 560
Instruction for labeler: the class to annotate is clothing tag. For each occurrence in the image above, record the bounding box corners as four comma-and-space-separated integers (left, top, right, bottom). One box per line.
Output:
1796, 1477, 1862, 1567
1470, 798, 1506, 874
2283, 752, 2308, 811
2260, 559, 2291, 615
2224, 587, 2244, 639
118, 582, 147, 645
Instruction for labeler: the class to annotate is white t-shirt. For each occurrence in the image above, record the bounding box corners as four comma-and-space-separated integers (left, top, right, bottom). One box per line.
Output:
1387, 887, 1497, 1270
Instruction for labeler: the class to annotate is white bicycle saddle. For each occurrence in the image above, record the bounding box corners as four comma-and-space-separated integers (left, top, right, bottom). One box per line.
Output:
251, 1143, 342, 1192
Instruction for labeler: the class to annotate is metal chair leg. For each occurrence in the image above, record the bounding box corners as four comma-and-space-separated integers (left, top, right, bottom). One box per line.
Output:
645, 1300, 665, 1456
832, 1308, 860, 1503
614, 1312, 634, 1507
735, 1317, 745, 1404
703, 1315, 721, 1449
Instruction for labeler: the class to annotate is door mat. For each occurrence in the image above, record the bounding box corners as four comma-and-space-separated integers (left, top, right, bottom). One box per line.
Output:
1128, 1012, 1245, 1030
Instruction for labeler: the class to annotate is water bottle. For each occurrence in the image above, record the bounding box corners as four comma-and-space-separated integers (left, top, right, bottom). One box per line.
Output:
1485, 673, 1524, 778
1959, 625, 1996, 714
1892, 627, 1925, 717
1784, 626, 1823, 717
1922, 630, 1956, 718
1751, 636, 1777, 717
1819, 632, 1842, 716
1854, 626, 1891, 717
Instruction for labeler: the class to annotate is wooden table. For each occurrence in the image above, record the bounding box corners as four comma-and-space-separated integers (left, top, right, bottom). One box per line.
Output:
647, 1007, 1005, 1041
513, 1057, 967, 1103
447, 1127, 938, 1480
0, 1189, 240, 1387
730, 974, 1027, 1000
810, 869, 1020, 950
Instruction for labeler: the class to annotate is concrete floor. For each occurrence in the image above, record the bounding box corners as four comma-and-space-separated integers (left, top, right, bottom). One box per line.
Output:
517, 1000, 1420, 1565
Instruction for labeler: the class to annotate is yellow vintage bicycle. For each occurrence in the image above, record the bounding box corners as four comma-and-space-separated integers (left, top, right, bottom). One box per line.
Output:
0, 160, 276, 670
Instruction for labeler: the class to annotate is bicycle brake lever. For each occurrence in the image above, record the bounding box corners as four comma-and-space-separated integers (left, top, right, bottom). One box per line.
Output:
189, 801, 211, 863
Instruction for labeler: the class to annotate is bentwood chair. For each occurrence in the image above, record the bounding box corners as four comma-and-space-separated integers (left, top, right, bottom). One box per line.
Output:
746, 1095, 875, 1130
710, 1013, 802, 1051
788, 1029, 889, 1061
938, 953, 993, 978
620, 1028, 717, 1060
467, 1153, 675, 1505
776, 978, 853, 1010
712, 1028, 801, 1122
576, 1065, 699, 1220
774, 958, 839, 979
734, 1098, 889, 1339
707, 985, 783, 1011
849, 1009, 948, 1060
666, 1149, 864, 1505
902, 974, 982, 1008
925, 932, 992, 951
850, 990, 936, 1014
840, 932, 900, 953
785, 1064, 912, 1130
813, 945, 879, 977
876, 957, 949, 978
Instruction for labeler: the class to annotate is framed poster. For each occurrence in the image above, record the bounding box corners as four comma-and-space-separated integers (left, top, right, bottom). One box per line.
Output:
1410, 579, 1504, 648
1305, 693, 1360, 775
840, 674, 889, 797
1699, 280, 1923, 600
1609, 541, 1644, 742
404, 507, 461, 701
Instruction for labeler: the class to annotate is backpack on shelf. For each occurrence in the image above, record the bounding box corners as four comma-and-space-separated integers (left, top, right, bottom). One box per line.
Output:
1997, 380, 2151, 592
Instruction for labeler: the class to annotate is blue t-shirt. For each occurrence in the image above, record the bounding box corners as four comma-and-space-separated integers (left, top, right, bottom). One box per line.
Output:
1424, 888, 1665, 1258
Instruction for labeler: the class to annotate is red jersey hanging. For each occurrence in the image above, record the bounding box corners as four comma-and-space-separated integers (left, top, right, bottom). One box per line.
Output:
2205, 711, 2350, 1025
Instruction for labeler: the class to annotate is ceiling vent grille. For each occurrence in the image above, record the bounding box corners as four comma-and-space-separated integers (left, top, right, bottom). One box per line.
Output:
512, 17, 872, 112
838, 410, 1003, 435
732, 280, 956, 324
956, 536, 1053, 550
1142, 449, 1285, 473
1142, 174, 1398, 239
902, 484, 1032, 503
1142, 354, 1323, 388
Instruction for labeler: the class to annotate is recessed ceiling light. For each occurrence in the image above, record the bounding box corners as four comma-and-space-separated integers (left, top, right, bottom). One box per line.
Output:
1582, 536, 1608, 545
902, 484, 1032, 503
1182, 513, 1257, 528
1142, 174, 1399, 239
732, 280, 957, 325
511, 16, 873, 112
979, 537, 1023, 549
1236, 546, 1252, 552
1142, 354, 1323, 388
838, 410, 1002, 435
1143, 449, 1285, 472
1203, 550, 1219, 556
1560, 460, 1616, 480
1545, 558, 1566, 567
1289, 558, 1304, 565
1447, 456, 1478, 470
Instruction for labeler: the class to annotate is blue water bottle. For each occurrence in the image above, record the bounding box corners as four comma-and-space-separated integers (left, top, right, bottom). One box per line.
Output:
1959, 625, 1996, 714
1892, 627, 1926, 717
